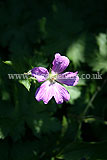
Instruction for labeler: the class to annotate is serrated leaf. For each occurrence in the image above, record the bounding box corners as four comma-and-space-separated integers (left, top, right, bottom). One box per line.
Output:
97, 33, 107, 56
89, 33, 107, 73
66, 38, 85, 66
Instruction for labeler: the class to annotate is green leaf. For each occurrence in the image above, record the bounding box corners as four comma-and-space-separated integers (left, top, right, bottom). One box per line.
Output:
89, 33, 107, 73
19, 79, 31, 91
26, 113, 61, 136
61, 116, 68, 136
78, 78, 86, 86
0, 128, 5, 139
61, 141, 107, 160
66, 37, 85, 66
64, 85, 81, 104
3, 61, 13, 66
97, 33, 107, 56
11, 141, 38, 160
0, 118, 25, 141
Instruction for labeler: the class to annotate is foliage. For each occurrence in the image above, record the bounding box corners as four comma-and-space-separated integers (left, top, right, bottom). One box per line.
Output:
0, 0, 107, 160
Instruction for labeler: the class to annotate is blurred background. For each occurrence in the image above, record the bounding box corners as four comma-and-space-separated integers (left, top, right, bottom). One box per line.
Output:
0, 0, 107, 160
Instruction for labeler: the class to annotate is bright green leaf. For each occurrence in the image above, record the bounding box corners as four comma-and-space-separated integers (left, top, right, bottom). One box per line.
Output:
19, 79, 31, 91
3, 61, 13, 66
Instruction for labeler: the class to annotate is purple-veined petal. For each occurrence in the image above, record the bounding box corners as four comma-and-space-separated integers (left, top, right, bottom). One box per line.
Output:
35, 80, 53, 104
52, 53, 70, 73
35, 80, 70, 104
53, 82, 70, 104
31, 67, 49, 82
57, 71, 79, 86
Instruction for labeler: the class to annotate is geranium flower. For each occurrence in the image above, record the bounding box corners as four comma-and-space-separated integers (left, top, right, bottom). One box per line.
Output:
31, 53, 79, 104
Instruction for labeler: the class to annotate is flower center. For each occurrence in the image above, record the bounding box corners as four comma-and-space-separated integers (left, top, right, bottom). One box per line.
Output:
49, 72, 58, 83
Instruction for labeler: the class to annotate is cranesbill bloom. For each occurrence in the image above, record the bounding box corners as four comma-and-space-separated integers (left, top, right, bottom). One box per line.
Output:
31, 53, 79, 104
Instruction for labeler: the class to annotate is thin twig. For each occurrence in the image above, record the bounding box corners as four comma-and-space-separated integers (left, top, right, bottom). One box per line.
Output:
83, 78, 107, 115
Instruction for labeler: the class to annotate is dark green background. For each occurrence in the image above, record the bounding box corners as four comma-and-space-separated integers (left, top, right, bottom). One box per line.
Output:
0, 0, 107, 159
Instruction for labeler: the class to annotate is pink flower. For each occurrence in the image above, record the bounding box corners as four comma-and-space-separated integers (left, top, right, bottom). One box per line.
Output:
31, 53, 79, 104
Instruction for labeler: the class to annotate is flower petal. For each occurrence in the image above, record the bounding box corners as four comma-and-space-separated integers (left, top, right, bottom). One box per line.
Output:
53, 82, 70, 104
35, 80, 53, 104
57, 72, 79, 86
52, 53, 70, 73
35, 80, 70, 104
31, 67, 49, 82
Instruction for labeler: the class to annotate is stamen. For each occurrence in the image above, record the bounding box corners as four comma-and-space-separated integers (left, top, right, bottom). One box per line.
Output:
49, 72, 57, 83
